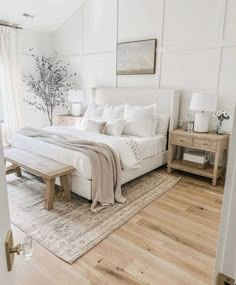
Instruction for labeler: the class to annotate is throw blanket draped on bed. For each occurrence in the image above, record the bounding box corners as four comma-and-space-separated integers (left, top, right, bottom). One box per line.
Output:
17, 127, 126, 213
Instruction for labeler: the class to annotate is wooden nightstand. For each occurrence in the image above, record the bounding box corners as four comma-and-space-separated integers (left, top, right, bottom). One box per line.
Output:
57, 114, 83, 127
167, 129, 229, 186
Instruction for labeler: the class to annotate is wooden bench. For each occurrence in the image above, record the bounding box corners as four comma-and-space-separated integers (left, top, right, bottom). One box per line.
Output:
4, 148, 75, 211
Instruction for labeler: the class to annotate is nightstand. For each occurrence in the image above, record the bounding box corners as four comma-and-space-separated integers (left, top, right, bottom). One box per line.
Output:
167, 129, 229, 186
57, 114, 83, 127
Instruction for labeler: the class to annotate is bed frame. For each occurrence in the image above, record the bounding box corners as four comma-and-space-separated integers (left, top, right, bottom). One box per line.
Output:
68, 88, 180, 200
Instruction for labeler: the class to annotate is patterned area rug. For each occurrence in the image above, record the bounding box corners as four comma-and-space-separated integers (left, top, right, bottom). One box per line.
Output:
7, 171, 180, 264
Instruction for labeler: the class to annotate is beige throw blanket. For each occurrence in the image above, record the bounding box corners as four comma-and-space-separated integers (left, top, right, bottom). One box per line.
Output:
17, 128, 126, 213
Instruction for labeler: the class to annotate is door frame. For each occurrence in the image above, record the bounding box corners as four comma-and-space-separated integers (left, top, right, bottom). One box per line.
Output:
213, 104, 236, 284
0, 125, 16, 284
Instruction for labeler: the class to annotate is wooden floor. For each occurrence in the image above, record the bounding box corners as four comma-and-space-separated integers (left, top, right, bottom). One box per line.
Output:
13, 170, 224, 285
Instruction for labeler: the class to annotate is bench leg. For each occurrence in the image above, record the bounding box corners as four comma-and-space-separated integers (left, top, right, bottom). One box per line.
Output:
5, 164, 22, 177
15, 167, 22, 177
60, 175, 71, 202
44, 178, 55, 210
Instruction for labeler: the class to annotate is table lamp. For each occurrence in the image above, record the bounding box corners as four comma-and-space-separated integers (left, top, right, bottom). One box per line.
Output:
190, 93, 217, 133
68, 90, 84, 116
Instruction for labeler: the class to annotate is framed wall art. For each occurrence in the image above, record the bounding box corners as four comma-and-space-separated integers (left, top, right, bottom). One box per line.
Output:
116, 39, 157, 75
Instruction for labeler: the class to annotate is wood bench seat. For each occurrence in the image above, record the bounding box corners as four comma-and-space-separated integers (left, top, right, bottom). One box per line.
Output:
4, 148, 75, 211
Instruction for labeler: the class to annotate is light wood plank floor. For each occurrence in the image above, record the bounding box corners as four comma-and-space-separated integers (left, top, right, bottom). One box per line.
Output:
13, 170, 224, 285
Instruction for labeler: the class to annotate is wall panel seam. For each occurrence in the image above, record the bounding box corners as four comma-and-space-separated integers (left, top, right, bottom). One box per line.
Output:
215, 0, 227, 98
158, 0, 166, 88
116, 0, 119, 88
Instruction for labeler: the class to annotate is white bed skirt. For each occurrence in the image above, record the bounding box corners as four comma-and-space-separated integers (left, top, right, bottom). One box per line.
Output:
56, 151, 168, 200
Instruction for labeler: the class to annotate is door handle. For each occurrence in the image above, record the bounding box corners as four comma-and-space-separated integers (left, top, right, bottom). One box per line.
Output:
5, 230, 33, 271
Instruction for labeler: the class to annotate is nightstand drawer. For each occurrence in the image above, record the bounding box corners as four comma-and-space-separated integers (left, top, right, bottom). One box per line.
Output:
57, 115, 83, 127
59, 122, 69, 127
172, 135, 193, 146
58, 117, 68, 124
67, 118, 76, 124
193, 139, 217, 150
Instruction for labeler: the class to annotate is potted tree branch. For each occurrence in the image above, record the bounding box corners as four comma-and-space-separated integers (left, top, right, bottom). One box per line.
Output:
23, 51, 76, 126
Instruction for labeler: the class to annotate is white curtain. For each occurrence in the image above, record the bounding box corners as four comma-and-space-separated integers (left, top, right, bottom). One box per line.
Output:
0, 26, 21, 146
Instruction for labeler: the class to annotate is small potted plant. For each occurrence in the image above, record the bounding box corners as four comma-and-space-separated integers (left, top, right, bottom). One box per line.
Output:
213, 111, 231, 135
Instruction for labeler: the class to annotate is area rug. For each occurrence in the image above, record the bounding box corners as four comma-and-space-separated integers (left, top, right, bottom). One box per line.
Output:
7, 171, 180, 264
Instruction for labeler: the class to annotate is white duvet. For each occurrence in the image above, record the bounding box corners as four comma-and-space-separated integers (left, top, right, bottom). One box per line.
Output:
12, 126, 166, 179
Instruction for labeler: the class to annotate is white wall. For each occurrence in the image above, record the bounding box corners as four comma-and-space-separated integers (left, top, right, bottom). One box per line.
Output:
20, 29, 69, 128
20, 29, 54, 127
54, 0, 117, 102
53, 0, 236, 132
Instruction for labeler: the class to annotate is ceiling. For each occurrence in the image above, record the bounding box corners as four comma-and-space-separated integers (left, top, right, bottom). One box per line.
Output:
0, 0, 86, 32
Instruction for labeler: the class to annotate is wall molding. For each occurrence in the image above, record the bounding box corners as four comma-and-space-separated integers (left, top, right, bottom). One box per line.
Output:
83, 50, 114, 56
116, 0, 119, 87
157, 0, 165, 88
160, 45, 219, 54
81, 4, 84, 56
53, 0, 236, 131
221, 41, 236, 48
216, 0, 227, 98
56, 0, 236, 73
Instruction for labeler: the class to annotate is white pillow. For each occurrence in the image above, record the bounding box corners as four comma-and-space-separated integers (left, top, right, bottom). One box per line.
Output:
123, 104, 156, 137
86, 103, 104, 117
83, 119, 106, 134
151, 107, 159, 136
105, 119, 126, 136
156, 114, 170, 135
81, 103, 104, 129
103, 104, 124, 120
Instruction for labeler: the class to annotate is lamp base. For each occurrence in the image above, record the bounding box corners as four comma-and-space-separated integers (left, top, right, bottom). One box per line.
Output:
71, 103, 82, 116
194, 112, 209, 133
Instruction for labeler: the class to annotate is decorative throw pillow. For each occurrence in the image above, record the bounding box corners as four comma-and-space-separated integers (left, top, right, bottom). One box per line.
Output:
103, 104, 125, 120
81, 103, 105, 129
123, 104, 156, 137
156, 114, 170, 135
84, 119, 107, 134
105, 119, 126, 136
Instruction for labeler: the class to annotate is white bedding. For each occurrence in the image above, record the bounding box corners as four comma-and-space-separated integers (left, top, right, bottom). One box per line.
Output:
12, 126, 167, 180
121, 134, 166, 160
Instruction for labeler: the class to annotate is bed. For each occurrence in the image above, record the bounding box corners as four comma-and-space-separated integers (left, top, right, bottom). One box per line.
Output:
13, 88, 180, 200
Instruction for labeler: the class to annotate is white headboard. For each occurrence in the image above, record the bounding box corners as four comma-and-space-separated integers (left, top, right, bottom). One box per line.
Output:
93, 88, 180, 131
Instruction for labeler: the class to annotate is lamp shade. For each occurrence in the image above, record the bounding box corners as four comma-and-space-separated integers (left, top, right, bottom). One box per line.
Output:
190, 93, 217, 112
68, 90, 84, 103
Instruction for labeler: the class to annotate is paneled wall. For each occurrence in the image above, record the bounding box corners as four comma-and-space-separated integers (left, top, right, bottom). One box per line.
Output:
54, 0, 117, 102
52, 0, 236, 131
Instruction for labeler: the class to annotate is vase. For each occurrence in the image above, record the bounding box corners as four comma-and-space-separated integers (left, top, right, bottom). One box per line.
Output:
217, 120, 224, 135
